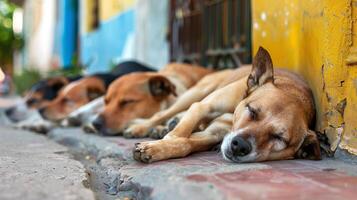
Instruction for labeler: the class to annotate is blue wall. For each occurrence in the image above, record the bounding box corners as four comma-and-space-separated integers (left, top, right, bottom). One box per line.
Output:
54, 0, 78, 68
80, 9, 135, 73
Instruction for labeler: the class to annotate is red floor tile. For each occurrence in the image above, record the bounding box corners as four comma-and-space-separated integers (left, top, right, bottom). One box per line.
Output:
187, 166, 357, 200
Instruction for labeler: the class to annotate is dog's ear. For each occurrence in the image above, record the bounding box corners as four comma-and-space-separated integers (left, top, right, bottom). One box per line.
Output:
148, 75, 177, 99
295, 130, 321, 160
49, 77, 69, 92
87, 87, 105, 101
48, 76, 69, 95
52, 82, 66, 93
247, 47, 274, 94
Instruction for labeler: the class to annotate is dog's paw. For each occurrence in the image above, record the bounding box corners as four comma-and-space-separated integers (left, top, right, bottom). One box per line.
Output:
28, 123, 53, 134
29, 125, 48, 134
133, 141, 163, 163
123, 124, 150, 138
66, 116, 82, 127
82, 123, 97, 134
148, 125, 167, 139
133, 138, 190, 163
167, 117, 180, 131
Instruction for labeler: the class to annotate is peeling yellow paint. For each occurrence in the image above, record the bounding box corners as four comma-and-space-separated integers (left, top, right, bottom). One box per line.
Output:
99, 0, 135, 21
341, 0, 357, 154
252, 0, 357, 155
81, 0, 135, 33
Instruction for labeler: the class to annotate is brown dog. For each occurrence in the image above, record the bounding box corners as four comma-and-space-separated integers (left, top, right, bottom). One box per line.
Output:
39, 75, 109, 122
5, 76, 82, 122
39, 61, 156, 122
133, 47, 321, 163
24, 76, 80, 109
124, 67, 252, 138
91, 63, 213, 136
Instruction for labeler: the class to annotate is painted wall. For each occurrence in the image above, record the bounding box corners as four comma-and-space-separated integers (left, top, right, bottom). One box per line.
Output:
54, 0, 78, 68
252, 0, 357, 155
22, 0, 56, 71
79, 0, 169, 73
22, 0, 169, 73
79, 0, 136, 73
132, 0, 169, 69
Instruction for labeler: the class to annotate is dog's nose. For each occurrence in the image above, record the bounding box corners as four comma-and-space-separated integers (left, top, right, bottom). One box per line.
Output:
231, 136, 252, 157
5, 107, 14, 117
92, 116, 105, 131
67, 116, 81, 126
38, 108, 46, 118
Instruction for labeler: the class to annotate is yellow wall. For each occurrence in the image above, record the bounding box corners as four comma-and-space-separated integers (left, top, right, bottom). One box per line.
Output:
81, 0, 135, 33
252, 0, 357, 155
99, 0, 135, 21
80, 0, 96, 33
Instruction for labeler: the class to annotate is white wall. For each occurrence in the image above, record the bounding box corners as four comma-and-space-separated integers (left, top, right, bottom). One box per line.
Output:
127, 0, 169, 70
23, 0, 57, 72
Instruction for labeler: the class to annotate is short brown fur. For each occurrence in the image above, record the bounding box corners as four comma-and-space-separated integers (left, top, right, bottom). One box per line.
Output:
133, 47, 321, 163
41, 77, 106, 121
97, 63, 213, 135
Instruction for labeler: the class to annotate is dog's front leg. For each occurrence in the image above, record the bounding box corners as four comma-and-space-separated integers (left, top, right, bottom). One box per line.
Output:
133, 79, 248, 163
133, 114, 233, 162
164, 78, 246, 139
133, 101, 220, 162
125, 78, 222, 138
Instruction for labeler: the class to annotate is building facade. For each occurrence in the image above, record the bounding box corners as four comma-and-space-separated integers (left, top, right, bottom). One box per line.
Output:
21, 0, 169, 73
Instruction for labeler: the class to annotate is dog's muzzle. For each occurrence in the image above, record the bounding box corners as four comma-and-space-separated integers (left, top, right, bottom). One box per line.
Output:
67, 116, 82, 126
221, 131, 257, 163
231, 136, 252, 157
38, 108, 46, 119
5, 106, 26, 122
5, 107, 15, 118
92, 115, 105, 132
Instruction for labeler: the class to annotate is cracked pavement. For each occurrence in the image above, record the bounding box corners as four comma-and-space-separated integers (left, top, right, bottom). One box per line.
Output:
1, 96, 357, 200
0, 127, 95, 200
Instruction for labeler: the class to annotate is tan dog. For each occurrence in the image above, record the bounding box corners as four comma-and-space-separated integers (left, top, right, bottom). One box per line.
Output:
133, 47, 321, 163
39, 76, 107, 122
5, 76, 82, 122
23, 76, 76, 109
91, 63, 213, 136
124, 67, 252, 138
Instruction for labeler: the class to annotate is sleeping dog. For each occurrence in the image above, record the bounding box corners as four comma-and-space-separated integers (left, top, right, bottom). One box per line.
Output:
39, 61, 155, 123
90, 63, 213, 135
124, 68, 251, 138
5, 75, 82, 122
133, 47, 321, 163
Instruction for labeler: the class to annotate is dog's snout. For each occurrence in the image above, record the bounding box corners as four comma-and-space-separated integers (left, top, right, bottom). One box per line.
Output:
38, 108, 46, 118
231, 136, 252, 157
92, 116, 105, 131
5, 107, 15, 117
67, 116, 82, 126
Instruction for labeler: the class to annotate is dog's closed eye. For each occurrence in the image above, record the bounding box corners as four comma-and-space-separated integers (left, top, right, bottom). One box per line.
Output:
271, 133, 283, 140
270, 132, 288, 144
119, 99, 139, 108
26, 98, 39, 106
247, 104, 259, 120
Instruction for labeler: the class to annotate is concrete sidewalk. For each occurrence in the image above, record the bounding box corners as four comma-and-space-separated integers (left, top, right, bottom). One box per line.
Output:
1, 97, 357, 200
49, 128, 357, 200
0, 127, 95, 200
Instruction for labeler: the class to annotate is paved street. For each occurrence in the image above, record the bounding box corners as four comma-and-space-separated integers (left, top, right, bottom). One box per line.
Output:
0, 95, 357, 200
50, 128, 357, 200
3, 0, 357, 199
1, 125, 357, 200
0, 127, 94, 200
